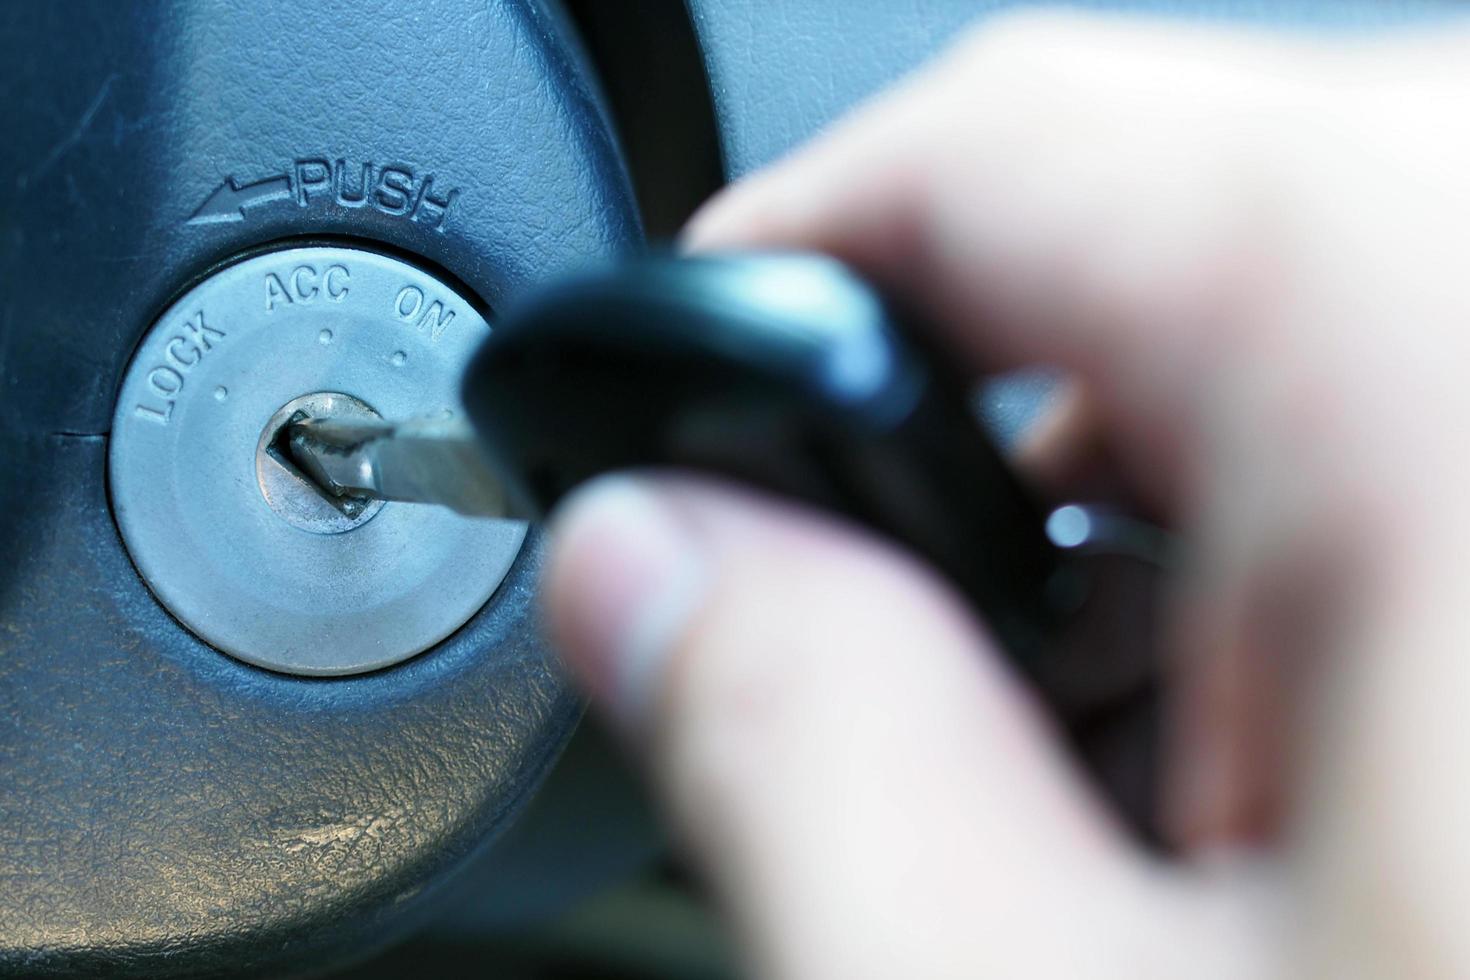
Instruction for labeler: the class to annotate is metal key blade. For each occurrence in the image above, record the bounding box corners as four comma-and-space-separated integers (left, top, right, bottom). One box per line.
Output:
288, 416, 518, 518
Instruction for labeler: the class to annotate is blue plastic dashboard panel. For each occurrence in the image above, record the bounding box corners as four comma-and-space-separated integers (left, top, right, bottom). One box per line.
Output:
0, 1, 636, 974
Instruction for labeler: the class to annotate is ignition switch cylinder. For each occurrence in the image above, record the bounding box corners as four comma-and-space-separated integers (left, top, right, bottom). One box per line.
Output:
108, 245, 526, 676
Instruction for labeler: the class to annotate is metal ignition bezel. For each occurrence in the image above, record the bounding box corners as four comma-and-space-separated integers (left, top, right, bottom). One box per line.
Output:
108, 244, 527, 676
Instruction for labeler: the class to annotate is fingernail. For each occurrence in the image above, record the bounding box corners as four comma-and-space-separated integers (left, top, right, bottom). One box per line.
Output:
545, 476, 709, 731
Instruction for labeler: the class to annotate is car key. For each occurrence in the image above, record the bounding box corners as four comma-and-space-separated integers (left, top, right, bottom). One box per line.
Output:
294, 252, 1159, 660
290, 252, 1166, 830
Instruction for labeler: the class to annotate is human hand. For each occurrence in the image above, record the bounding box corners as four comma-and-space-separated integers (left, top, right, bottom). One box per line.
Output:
545, 13, 1470, 978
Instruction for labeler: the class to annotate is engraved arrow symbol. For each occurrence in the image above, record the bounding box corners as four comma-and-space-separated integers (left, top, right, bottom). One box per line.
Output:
187, 173, 292, 224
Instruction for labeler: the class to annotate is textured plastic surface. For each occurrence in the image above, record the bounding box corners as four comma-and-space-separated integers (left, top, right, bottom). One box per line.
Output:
0, 0, 636, 975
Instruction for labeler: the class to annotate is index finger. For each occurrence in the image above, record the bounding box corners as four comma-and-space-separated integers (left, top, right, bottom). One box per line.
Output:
683, 11, 1341, 507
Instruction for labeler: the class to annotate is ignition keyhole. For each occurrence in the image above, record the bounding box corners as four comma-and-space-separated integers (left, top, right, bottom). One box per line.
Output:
254, 391, 387, 534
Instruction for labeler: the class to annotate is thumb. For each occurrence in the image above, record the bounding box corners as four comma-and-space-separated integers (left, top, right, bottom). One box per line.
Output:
544, 474, 1270, 979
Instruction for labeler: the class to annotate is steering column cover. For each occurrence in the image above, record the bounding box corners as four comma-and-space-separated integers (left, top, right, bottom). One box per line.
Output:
0, 0, 635, 975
